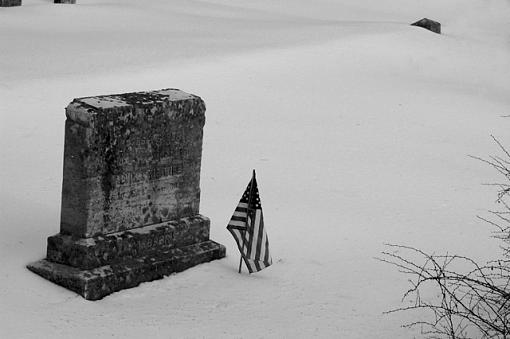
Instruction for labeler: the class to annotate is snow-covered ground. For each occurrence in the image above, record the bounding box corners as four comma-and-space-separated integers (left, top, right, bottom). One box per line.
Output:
1, 0, 510, 337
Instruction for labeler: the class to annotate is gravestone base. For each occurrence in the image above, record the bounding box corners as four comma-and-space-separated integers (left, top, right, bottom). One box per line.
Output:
0, 0, 22, 7
28, 240, 225, 300
27, 215, 226, 300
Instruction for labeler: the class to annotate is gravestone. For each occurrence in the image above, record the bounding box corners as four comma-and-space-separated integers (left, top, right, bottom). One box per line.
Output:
27, 89, 226, 300
0, 0, 21, 7
411, 18, 441, 34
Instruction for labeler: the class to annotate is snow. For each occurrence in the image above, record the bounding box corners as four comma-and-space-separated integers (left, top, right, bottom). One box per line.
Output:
1, 0, 510, 338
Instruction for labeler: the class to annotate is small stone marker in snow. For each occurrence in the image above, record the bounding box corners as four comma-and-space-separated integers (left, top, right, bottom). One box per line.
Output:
411, 18, 441, 34
0, 0, 21, 7
54, 0, 75, 3
27, 89, 226, 300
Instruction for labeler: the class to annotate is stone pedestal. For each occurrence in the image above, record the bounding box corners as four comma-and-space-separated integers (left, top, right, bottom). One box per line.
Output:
0, 0, 21, 7
27, 89, 226, 300
29, 216, 225, 300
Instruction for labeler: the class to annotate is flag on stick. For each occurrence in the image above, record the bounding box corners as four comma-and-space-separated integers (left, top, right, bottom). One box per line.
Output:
227, 170, 272, 273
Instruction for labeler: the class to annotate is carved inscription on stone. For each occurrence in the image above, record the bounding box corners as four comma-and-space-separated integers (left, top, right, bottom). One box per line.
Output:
60, 89, 206, 237
47, 215, 211, 269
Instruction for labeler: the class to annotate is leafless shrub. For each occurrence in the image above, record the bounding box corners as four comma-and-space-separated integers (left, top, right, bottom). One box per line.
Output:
380, 136, 510, 338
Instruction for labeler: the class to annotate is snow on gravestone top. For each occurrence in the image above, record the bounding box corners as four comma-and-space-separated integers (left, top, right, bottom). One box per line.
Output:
60, 89, 206, 238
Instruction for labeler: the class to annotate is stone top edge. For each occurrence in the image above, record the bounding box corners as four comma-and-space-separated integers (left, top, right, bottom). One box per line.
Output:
74, 88, 199, 109
65, 88, 204, 126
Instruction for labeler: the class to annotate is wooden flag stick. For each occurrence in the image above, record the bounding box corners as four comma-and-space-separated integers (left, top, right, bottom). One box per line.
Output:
239, 170, 256, 274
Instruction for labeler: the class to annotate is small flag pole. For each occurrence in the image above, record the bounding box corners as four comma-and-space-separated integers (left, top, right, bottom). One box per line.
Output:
239, 169, 256, 274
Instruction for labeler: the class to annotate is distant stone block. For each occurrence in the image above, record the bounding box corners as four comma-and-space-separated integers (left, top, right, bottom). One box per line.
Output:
54, 0, 75, 3
27, 88, 226, 300
411, 18, 441, 34
0, 0, 21, 7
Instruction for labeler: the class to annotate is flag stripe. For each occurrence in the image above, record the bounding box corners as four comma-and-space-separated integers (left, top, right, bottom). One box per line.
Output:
250, 209, 261, 259
245, 215, 253, 259
255, 210, 264, 261
264, 237, 270, 264
244, 259, 255, 272
228, 220, 247, 227
237, 228, 254, 272
233, 211, 247, 218
230, 215, 247, 222
259, 225, 267, 264
230, 228, 242, 247
229, 228, 248, 254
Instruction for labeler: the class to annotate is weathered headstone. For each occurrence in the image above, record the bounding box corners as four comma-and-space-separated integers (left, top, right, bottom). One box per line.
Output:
0, 0, 21, 7
54, 0, 75, 3
27, 89, 226, 300
411, 18, 441, 34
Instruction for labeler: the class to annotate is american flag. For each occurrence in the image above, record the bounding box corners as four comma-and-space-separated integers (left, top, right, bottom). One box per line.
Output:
227, 171, 272, 273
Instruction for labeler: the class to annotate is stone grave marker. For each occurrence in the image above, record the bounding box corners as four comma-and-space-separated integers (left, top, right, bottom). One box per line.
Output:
411, 18, 441, 34
27, 89, 226, 300
0, 0, 21, 7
